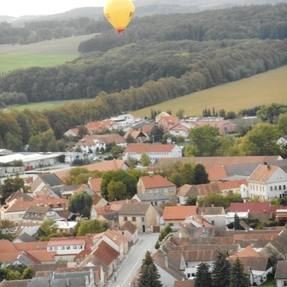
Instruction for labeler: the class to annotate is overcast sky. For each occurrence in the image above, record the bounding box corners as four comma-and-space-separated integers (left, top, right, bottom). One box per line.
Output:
1, 0, 106, 17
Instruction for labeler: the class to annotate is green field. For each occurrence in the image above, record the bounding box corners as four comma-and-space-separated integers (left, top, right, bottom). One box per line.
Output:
0, 34, 95, 73
134, 66, 287, 117
10, 98, 95, 112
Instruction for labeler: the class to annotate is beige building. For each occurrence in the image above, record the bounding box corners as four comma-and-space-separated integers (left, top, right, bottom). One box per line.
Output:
118, 203, 160, 233
137, 175, 176, 195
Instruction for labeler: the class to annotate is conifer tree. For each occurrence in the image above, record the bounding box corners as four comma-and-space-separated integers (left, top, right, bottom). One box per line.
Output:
195, 263, 212, 287
212, 252, 231, 287
138, 251, 162, 287
194, 164, 209, 184
234, 214, 241, 230
230, 258, 249, 287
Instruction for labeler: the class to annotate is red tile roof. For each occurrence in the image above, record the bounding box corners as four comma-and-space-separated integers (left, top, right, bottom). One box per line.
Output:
217, 179, 247, 190
163, 206, 198, 221
155, 156, 280, 181
47, 238, 85, 247
66, 128, 80, 136
169, 122, 189, 132
0, 240, 17, 253
2, 195, 67, 214
104, 229, 128, 246
194, 120, 236, 134
93, 134, 125, 145
79, 134, 125, 146
26, 250, 55, 262
178, 180, 246, 197
55, 160, 126, 181
140, 175, 175, 189
174, 281, 195, 287
249, 164, 280, 182
82, 160, 126, 172
85, 120, 114, 133
229, 245, 261, 260
93, 241, 119, 266
14, 241, 48, 251
88, 177, 102, 193
126, 143, 176, 153
0, 240, 54, 264
228, 202, 272, 214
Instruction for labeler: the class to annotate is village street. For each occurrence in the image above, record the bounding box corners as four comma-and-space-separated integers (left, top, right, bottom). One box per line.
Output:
107, 233, 159, 287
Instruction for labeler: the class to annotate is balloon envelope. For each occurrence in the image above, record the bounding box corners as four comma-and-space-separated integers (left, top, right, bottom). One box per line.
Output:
104, 0, 135, 33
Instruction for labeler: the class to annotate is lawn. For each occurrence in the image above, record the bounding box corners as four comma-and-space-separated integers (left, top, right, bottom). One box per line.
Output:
262, 280, 276, 286
133, 65, 287, 117
0, 34, 95, 73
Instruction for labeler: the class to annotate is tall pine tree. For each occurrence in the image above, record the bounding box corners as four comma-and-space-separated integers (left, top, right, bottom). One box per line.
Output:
234, 214, 241, 230
194, 164, 209, 184
138, 251, 162, 287
230, 258, 249, 287
212, 252, 231, 287
195, 263, 212, 287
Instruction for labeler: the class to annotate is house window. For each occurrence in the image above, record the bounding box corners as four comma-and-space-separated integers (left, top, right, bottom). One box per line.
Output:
275, 186, 277, 191
124, 216, 128, 221
279, 185, 282, 190
141, 217, 145, 222
270, 186, 273, 191
132, 217, 136, 222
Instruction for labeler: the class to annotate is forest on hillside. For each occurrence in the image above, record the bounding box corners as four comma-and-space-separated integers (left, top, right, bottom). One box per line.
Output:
79, 4, 287, 52
0, 4, 286, 106
0, 18, 109, 45
0, 4, 287, 151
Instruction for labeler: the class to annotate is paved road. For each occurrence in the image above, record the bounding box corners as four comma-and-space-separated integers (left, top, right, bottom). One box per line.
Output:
108, 233, 159, 287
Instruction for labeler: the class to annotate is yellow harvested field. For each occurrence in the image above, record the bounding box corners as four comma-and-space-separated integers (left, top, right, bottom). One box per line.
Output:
133, 66, 287, 117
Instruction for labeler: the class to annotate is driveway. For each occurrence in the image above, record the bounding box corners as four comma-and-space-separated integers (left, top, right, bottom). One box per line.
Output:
107, 233, 159, 287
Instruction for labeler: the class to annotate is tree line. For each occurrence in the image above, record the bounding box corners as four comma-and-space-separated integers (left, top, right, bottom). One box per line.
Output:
0, 17, 109, 45
2, 38, 285, 105
79, 4, 287, 53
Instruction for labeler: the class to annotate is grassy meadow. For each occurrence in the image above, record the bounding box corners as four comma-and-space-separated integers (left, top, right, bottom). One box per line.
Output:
0, 34, 95, 73
133, 65, 287, 117
9, 98, 95, 112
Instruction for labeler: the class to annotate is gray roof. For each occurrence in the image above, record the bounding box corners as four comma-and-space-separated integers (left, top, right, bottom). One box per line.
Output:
39, 174, 63, 187
225, 162, 259, 177
239, 257, 268, 272
15, 232, 36, 243
17, 252, 39, 266
270, 229, 287, 256
27, 270, 95, 287
101, 211, 119, 221
23, 206, 50, 221
153, 250, 184, 280
51, 185, 83, 197
275, 261, 287, 279
0, 280, 30, 287
118, 203, 150, 216
136, 193, 175, 202
199, 207, 225, 215
267, 159, 287, 173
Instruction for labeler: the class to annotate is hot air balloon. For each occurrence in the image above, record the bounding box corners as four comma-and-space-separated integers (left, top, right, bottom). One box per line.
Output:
104, 0, 135, 33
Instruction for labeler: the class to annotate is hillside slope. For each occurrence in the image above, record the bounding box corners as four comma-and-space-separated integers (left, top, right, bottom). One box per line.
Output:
0, 34, 94, 73
134, 66, 287, 116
